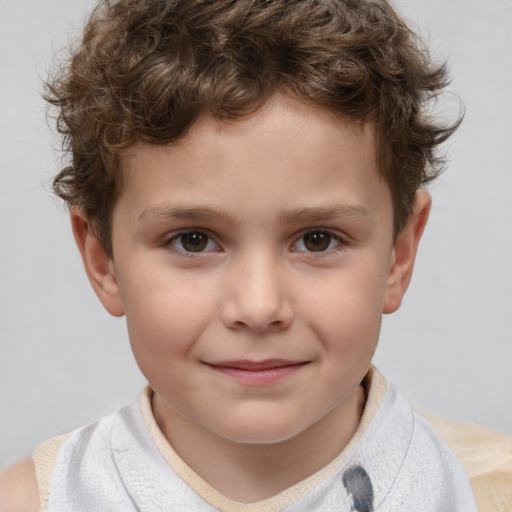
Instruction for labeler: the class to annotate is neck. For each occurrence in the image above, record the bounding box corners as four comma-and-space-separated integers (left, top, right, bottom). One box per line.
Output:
152, 385, 365, 503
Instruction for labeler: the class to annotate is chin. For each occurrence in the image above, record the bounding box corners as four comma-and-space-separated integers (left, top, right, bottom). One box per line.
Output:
211, 414, 310, 446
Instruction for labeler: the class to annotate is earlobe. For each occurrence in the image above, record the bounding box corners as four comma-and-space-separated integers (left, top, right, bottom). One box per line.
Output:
71, 208, 125, 317
383, 190, 431, 314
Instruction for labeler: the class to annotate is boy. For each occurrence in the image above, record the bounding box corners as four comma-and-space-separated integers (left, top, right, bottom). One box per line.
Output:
1, 0, 511, 510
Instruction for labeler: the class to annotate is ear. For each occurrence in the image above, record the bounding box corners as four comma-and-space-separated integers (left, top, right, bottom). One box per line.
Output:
383, 190, 431, 314
71, 208, 125, 317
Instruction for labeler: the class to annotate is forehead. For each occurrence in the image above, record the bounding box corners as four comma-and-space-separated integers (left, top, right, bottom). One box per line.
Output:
115, 95, 390, 227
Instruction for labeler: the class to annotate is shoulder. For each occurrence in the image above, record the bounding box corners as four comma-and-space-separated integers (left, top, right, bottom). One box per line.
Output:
421, 411, 512, 478
0, 459, 39, 512
421, 411, 512, 512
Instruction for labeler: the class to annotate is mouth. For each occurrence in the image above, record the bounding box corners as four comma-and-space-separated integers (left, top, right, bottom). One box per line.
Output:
204, 359, 309, 385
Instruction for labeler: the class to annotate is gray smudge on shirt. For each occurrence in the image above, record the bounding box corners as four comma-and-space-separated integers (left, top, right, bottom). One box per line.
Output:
342, 465, 374, 512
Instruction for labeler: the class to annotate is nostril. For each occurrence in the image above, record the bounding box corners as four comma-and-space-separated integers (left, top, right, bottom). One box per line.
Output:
224, 304, 294, 334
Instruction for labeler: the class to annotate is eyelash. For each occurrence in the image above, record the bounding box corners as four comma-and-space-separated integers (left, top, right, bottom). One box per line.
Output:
164, 228, 347, 256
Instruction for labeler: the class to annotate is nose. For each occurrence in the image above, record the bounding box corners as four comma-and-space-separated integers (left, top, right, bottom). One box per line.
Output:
221, 251, 294, 334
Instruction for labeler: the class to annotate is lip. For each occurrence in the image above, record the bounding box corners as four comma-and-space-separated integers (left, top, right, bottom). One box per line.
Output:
204, 359, 308, 385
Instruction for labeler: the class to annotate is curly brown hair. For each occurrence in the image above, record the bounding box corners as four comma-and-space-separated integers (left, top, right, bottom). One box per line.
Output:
46, 0, 461, 255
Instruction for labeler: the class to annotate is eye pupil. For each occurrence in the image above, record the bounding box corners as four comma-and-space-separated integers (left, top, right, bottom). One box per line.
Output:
181, 232, 208, 252
304, 232, 331, 252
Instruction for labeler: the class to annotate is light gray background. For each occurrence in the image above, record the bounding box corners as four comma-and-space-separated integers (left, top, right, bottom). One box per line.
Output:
1, 0, 511, 469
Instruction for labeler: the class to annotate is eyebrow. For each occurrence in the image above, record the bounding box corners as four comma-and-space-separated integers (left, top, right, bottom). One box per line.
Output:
138, 205, 233, 223
138, 203, 371, 224
279, 205, 371, 224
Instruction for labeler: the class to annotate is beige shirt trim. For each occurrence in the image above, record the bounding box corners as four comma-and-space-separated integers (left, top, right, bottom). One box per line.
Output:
32, 431, 74, 512
138, 366, 387, 512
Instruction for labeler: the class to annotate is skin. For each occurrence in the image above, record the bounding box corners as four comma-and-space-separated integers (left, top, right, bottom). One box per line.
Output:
0, 459, 39, 512
0, 95, 430, 506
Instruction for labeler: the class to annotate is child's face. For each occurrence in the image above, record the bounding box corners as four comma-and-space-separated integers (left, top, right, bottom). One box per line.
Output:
91, 95, 409, 445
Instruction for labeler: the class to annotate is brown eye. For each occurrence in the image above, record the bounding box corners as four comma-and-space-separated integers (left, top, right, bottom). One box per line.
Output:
302, 231, 333, 252
170, 231, 216, 253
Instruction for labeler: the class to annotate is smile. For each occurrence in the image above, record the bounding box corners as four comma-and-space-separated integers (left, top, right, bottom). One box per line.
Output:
204, 360, 309, 385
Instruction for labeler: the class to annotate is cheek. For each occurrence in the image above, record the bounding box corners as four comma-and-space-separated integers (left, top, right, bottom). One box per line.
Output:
119, 270, 217, 365
319, 296, 381, 367
301, 260, 387, 356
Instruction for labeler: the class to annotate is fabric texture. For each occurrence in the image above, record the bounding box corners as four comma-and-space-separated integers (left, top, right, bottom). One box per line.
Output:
32, 369, 504, 511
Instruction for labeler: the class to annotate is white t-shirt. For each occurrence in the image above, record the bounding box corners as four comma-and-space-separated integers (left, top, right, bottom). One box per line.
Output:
33, 368, 479, 512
